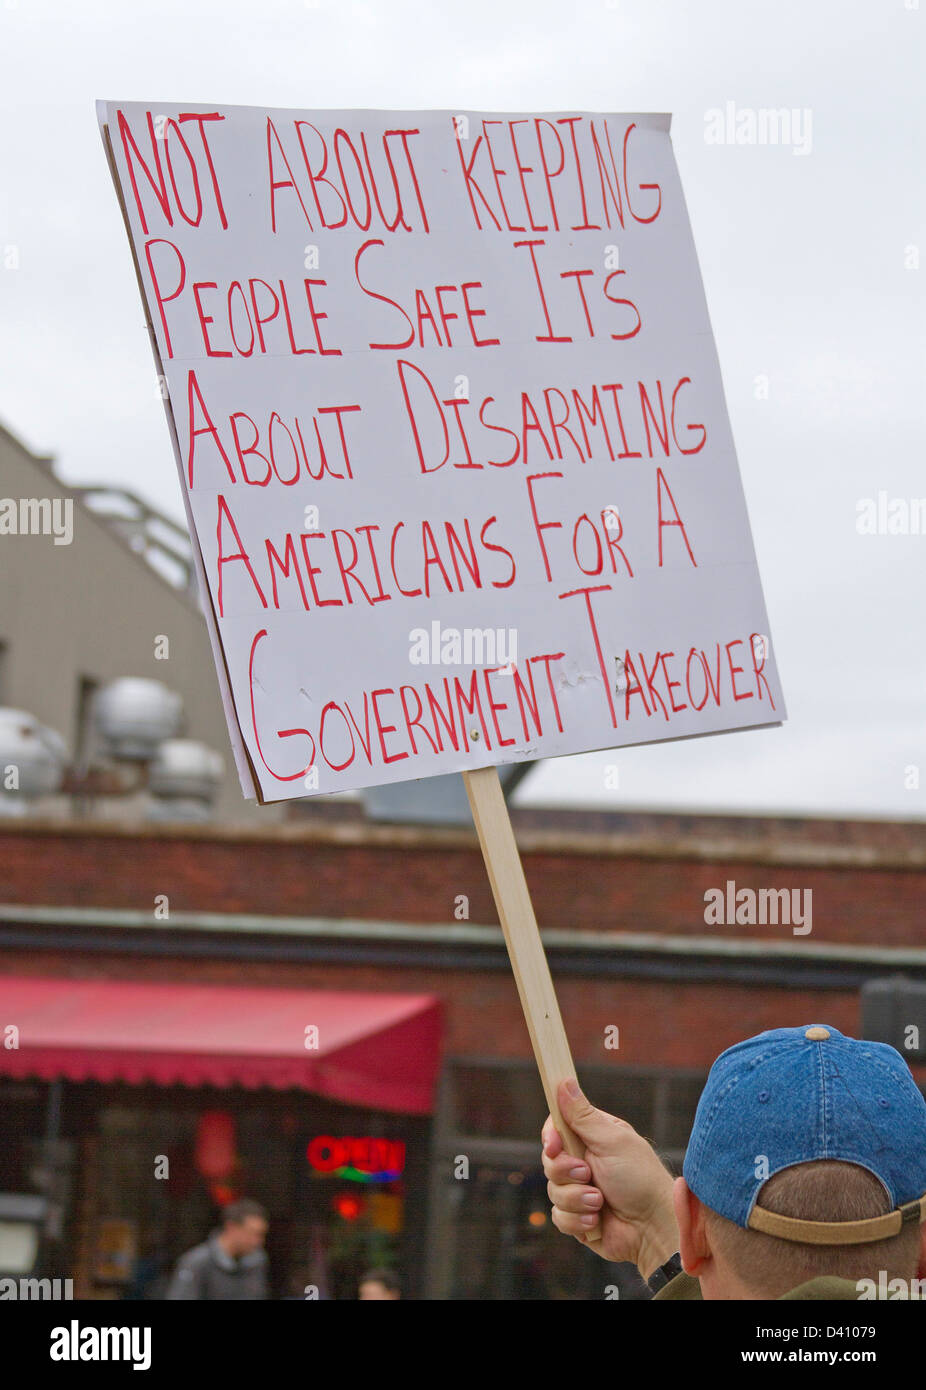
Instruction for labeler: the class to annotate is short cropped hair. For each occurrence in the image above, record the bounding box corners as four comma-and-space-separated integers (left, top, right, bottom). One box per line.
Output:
705, 1161, 921, 1296
221, 1199, 268, 1226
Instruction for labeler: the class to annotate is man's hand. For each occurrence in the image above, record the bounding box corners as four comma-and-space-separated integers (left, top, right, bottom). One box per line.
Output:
542, 1078, 679, 1277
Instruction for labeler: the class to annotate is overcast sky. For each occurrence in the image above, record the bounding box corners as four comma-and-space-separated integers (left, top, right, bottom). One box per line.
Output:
1, 0, 923, 820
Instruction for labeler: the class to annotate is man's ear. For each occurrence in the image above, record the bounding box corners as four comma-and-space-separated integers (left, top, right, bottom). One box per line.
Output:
673, 1177, 710, 1276
917, 1220, 926, 1279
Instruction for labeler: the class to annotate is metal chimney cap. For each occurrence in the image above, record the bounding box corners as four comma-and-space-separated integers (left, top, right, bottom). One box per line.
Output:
147, 738, 224, 804
93, 678, 183, 761
0, 707, 68, 801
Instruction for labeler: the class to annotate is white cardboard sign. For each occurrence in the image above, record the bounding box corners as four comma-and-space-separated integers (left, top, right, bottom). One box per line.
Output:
98, 102, 786, 803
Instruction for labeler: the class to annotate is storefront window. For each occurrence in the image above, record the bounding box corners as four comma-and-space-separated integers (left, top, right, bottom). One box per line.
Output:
426, 1059, 707, 1300
60, 1084, 429, 1299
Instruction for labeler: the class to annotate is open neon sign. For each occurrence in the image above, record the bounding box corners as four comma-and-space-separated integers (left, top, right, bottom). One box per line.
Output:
307, 1135, 406, 1183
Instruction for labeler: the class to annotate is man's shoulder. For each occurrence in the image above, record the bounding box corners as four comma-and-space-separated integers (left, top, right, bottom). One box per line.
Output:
652, 1271, 702, 1300
175, 1240, 214, 1270
653, 1272, 926, 1301
779, 1276, 862, 1301
781, 1276, 925, 1300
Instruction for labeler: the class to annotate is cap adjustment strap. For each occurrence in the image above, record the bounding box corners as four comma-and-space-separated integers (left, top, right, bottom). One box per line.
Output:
747, 1193, 926, 1246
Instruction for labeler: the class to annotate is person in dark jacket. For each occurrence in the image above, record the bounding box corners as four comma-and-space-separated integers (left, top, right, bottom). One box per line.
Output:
165, 1199, 269, 1300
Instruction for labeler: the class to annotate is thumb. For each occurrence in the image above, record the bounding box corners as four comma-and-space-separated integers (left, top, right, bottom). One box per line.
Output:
556, 1078, 614, 1150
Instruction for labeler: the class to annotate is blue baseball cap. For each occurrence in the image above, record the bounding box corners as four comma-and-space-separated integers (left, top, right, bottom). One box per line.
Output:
683, 1024, 926, 1245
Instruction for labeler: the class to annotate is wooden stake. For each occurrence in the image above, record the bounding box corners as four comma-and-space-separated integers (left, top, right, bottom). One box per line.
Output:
463, 765, 601, 1244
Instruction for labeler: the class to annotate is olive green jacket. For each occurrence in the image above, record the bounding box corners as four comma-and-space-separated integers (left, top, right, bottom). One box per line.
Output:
654, 1272, 918, 1300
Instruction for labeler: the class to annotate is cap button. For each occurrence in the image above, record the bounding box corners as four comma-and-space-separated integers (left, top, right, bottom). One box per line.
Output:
805, 1026, 831, 1041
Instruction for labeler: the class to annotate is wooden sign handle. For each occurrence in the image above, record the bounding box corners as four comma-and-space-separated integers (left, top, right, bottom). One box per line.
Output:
463, 765, 601, 1244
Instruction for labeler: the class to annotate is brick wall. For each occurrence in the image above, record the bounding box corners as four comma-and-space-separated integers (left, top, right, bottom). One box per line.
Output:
0, 819, 919, 945
0, 816, 922, 1080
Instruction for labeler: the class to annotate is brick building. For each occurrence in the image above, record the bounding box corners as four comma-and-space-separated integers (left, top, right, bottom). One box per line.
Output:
1, 803, 924, 1299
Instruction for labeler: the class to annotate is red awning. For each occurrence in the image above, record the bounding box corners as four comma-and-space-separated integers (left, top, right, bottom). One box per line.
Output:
0, 975, 441, 1114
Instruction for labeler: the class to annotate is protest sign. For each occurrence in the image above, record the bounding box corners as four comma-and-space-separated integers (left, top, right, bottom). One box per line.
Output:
98, 103, 785, 806
99, 103, 786, 1202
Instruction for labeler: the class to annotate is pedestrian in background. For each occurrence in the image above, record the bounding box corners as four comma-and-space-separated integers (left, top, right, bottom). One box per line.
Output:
166, 1199, 269, 1299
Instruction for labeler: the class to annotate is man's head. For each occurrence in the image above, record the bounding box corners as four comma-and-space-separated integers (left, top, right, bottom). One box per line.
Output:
219, 1199, 269, 1258
676, 1024, 926, 1298
358, 1268, 400, 1300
